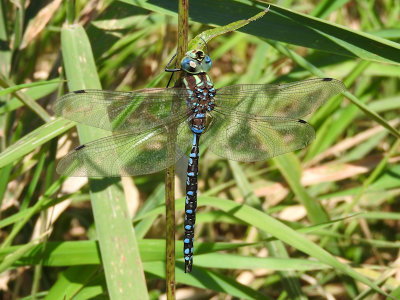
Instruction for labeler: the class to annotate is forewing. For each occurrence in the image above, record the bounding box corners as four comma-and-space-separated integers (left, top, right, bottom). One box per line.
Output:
56, 122, 192, 177
205, 111, 315, 162
214, 78, 345, 119
53, 88, 190, 133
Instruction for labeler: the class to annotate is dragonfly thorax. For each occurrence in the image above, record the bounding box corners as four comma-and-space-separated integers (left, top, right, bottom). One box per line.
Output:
183, 72, 216, 134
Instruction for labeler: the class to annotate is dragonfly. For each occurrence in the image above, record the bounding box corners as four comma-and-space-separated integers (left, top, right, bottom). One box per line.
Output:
54, 47, 345, 273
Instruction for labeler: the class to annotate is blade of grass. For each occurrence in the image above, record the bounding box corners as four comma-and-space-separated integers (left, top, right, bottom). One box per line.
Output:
272, 154, 329, 224
322, 139, 400, 249
0, 74, 52, 122
0, 237, 43, 273
0, 240, 251, 266
0, 80, 59, 114
0, 0, 11, 76
145, 261, 273, 300
66, 273, 106, 300
311, 0, 350, 19
229, 161, 306, 300
0, 78, 61, 97
344, 90, 400, 139
0, 117, 74, 168
44, 266, 100, 300
188, 5, 269, 51
197, 196, 392, 298
0, 175, 64, 250
125, 0, 400, 64
134, 184, 165, 239
60, 24, 148, 299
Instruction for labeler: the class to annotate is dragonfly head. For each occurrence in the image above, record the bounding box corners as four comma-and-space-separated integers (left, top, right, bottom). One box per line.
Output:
181, 49, 212, 74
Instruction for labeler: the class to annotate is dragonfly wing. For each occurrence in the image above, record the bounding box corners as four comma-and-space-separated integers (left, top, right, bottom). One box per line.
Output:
53, 88, 190, 133
56, 122, 192, 177
214, 78, 345, 119
205, 111, 315, 162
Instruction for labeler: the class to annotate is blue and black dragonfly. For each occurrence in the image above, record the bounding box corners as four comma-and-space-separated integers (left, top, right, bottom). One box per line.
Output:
54, 48, 345, 273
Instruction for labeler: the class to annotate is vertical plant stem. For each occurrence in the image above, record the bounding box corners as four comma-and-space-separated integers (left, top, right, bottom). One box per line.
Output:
66, 0, 75, 25
12, 0, 25, 52
177, 0, 189, 64
165, 0, 189, 299
165, 164, 176, 299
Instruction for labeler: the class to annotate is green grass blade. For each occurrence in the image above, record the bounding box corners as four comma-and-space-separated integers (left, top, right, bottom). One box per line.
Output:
272, 154, 329, 224
0, 239, 40, 273
312, 0, 351, 18
0, 80, 59, 114
145, 261, 273, 300
344, 90, 400, 138
0, 240, 251, 266
0, 79, 61, 97
193, 253, 330, 271
198, 196, 391, 297
0, 118, 74, 168
44, 266, 100, 300
229, 160, 307, 300
134, 184, 165, 239
0, 74, 52, 122
60, 24, 149, 299
125, 0, 400, 64
69, 275, 106, 300
189, 6, 269, 50
0, 0, 11, 76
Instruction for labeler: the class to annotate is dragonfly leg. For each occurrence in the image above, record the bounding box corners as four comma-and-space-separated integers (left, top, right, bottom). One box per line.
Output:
165, 52, 181, 73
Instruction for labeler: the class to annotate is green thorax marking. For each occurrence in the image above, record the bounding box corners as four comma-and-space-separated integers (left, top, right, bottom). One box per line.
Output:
183, 73, 216, 113
183, 73, 214, 94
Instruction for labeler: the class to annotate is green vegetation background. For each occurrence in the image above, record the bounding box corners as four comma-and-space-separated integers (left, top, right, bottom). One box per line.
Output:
0, 0, 400, 299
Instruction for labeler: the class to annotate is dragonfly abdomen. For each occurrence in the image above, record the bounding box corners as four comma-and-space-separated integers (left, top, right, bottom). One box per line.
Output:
182, 72, 215, 272
184, 133, 200, 273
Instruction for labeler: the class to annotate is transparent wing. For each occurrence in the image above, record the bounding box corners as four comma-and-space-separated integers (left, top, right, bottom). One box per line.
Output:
56, 122, 192, 177
53, 88, 191, 133
214, 78, 345, 119
204, 110, 315, 162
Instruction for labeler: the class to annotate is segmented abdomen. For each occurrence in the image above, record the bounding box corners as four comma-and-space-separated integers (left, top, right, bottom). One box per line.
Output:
182, 73, 215, 272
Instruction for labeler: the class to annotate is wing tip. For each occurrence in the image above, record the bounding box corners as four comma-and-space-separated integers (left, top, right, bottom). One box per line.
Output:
322, 77, 347, 91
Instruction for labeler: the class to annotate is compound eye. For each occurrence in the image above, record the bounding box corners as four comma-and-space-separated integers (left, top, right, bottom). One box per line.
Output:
202, 55, 212, 72
181, 57, 201, 74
